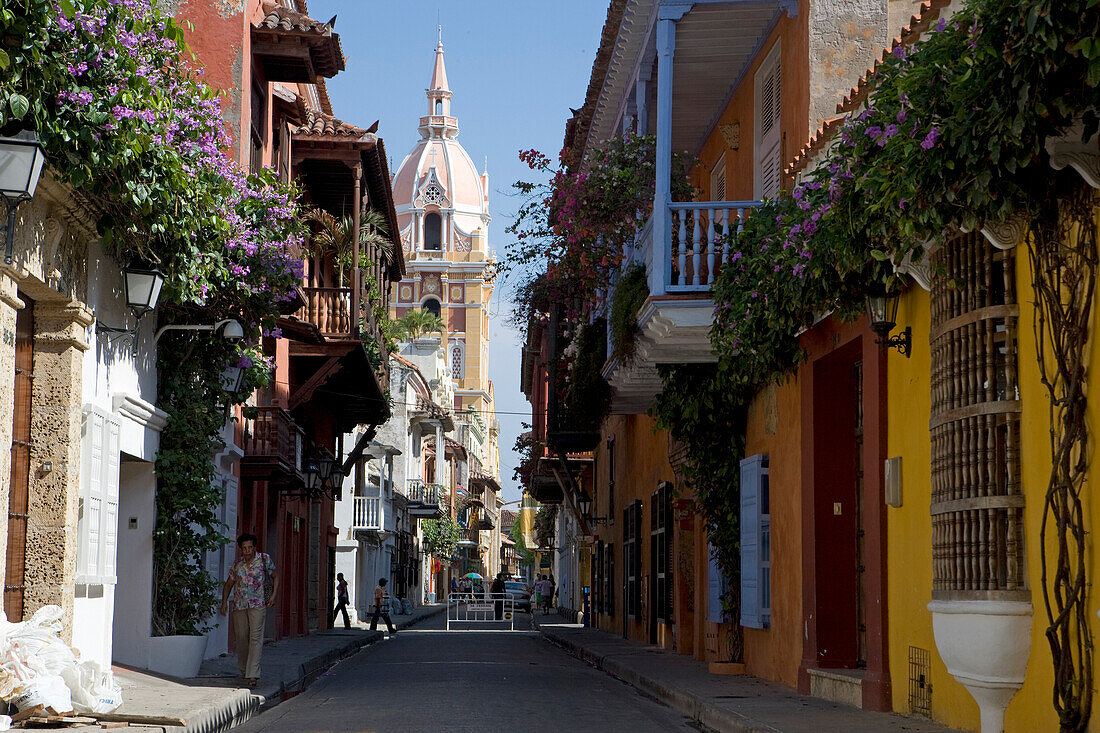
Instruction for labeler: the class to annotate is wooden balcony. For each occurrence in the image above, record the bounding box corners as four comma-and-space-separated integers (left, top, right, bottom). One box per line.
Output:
295, 287, 356, 339
241, 407, 303, 481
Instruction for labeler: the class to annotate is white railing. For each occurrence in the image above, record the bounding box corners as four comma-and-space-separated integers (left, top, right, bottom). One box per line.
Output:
352, 496, 382, 530
446, 593, 518, 631
667, 201, 760, 292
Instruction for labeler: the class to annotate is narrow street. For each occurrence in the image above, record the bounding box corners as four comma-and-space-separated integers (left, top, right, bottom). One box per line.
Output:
235, 611, 697, 733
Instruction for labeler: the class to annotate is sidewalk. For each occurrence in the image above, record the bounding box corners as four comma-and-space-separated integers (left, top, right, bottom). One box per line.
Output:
535, 613, 962, 733
103, 604, 446, 733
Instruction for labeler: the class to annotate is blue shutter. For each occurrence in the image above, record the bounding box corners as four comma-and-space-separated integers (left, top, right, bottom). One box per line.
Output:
740, 454, 768, 629
707, 543, 725, 623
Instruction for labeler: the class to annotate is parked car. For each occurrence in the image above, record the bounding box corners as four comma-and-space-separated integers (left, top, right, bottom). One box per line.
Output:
503, 581, 531, 611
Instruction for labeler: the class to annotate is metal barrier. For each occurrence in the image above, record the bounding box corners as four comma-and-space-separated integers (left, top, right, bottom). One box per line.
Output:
446, 593, 518, 631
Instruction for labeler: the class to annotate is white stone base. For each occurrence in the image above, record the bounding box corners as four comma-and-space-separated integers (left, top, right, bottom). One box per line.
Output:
928, 599, 1032, 733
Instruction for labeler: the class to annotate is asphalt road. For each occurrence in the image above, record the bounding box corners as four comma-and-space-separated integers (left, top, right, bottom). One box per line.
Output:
235, 610, 698, 733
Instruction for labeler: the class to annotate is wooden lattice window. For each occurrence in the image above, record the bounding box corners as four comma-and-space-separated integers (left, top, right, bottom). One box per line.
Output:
929, 232, 1026, 599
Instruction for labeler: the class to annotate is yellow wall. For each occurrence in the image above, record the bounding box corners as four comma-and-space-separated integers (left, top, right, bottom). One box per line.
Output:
887, 231, 1100, 731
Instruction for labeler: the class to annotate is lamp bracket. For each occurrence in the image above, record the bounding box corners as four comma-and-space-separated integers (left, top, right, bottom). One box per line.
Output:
877, 326, 912, 358
95, 315, 142, 357
2, 193, 33, 266
154, 318, 239, 344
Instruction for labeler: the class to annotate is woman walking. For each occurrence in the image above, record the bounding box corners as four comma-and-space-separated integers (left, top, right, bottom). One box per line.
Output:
219, 533, 278, 688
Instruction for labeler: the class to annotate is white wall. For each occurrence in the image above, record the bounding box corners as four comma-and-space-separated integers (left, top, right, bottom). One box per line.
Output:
110, 461, 155, 667
76, 241, 163, 668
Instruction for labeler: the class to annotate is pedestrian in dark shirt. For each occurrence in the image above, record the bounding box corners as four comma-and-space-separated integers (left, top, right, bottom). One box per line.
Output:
491, 573, 506, 620
332, 572, 351, 629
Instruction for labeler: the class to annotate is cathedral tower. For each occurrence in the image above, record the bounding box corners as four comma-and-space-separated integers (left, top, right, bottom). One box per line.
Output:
391, 31, 499, 479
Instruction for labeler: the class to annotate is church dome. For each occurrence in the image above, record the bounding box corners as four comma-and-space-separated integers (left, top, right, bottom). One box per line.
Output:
392, 34, 490, 254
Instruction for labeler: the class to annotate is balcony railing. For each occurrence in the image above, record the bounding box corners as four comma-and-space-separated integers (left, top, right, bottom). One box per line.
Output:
241, 407, 303, 476
352, 496, 382, 530
631, 201, 762, 295
296, 286, 355, 338
406, 479, 444, 506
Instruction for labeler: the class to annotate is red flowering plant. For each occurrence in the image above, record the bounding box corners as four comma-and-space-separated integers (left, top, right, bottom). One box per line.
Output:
504, 135, 694, 326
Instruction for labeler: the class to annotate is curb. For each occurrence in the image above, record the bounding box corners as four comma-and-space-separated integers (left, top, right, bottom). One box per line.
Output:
539, 626, 778, 733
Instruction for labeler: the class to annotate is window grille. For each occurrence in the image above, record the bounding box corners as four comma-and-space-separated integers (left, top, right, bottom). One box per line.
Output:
930, 232, 1025, 597
908, 646, 932, 717
624, 501, 642, 617
651, 483, 673, 624
423, 184, 444, 204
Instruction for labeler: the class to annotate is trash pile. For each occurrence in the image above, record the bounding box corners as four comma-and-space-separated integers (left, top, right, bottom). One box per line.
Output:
0, 605, 122, 729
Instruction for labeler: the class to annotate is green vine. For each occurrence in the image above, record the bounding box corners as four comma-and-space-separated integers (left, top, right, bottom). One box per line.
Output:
1, 1, 304, 635
608, 264, 649, 363
422, 516, 460, 560
560, 318, 611, 432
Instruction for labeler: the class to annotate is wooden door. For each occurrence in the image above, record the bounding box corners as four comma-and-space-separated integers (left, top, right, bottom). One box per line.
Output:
5, 295, 32, 621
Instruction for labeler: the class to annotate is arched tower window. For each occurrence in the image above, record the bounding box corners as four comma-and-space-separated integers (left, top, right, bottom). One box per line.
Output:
435, 100, 443, 115
422, 298, 441, 319
424, 212, 442, 250
451, 342, 464, 379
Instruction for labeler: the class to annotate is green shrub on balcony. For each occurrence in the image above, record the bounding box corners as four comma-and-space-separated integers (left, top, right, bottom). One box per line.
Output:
609, 264, 649, 363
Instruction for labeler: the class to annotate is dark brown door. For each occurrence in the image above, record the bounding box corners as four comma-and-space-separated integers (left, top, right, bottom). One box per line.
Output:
6, 295, 33, 621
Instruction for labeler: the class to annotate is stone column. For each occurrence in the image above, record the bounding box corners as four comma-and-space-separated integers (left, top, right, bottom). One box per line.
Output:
26, 299, 93, 638
0, 268, 25, 599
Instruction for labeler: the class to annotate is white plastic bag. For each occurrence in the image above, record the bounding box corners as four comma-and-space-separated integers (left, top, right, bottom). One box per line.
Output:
64, 660, 122, 714
12, 673, 71, 714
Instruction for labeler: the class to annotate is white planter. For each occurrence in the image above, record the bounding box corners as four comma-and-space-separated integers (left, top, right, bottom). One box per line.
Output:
928, 599, 1033, 733
146, 634, 207, 679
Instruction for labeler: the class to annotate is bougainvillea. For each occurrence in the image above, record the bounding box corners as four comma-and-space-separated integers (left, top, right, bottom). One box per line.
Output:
504, 135, 693, 324
1, 0, 307, 635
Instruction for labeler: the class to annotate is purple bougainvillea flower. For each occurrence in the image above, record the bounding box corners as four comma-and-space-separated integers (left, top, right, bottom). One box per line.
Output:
920, 127, 941, 150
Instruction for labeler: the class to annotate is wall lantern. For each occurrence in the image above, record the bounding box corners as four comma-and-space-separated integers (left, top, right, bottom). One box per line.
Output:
95, 260, 167, 356
575, 489, 607, 524
0, 131, 46, 265
221, 364, 246, 396
317, 453, 337, 485
865, 288, 912, 358
303, 460, 322, 495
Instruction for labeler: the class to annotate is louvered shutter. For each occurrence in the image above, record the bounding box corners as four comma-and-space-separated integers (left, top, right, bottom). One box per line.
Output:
755, 44, 782, 200
707, 542, 725, 623
740, 453, 770, 629
101, 417, 120, 581
84, 411, 104, 578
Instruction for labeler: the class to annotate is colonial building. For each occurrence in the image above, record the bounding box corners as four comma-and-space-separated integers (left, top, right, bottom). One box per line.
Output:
390, 33, 501, 486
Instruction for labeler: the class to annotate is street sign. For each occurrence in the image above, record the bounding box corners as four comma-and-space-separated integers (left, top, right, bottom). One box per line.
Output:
540, 555, 551, 568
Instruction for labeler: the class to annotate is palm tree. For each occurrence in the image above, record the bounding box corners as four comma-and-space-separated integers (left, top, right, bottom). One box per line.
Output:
394, 310, 446, 340
303, 207, 392, 287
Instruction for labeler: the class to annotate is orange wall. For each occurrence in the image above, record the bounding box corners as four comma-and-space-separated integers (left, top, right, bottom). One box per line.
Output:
592, 414, 677, 647
741, 380, 803, 688
692, 2, 810, 200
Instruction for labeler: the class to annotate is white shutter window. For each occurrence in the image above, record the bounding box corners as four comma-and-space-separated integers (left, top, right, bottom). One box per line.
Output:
754, 42, 782, 200
101, 418, 120, 581
78, 408, 123, 584
86, 411, 105, 578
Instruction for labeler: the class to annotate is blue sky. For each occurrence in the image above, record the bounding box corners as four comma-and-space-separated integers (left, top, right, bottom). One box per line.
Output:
307, 1, 609, 501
